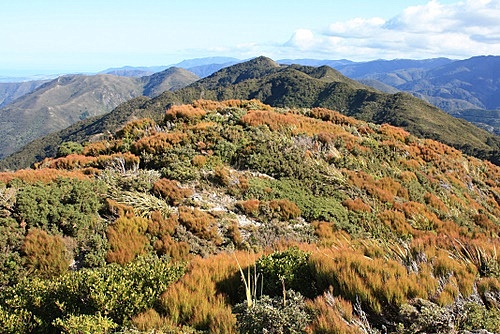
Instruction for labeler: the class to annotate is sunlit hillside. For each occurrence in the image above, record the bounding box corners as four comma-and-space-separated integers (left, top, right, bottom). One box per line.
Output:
0, 100, 499, 333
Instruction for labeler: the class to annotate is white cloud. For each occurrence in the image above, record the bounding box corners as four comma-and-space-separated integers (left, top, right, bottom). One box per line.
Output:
286, 29, 318, 50
283, 0, 500, 60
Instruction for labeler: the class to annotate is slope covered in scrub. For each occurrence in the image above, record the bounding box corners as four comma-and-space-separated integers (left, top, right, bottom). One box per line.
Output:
0, 99, 499, 333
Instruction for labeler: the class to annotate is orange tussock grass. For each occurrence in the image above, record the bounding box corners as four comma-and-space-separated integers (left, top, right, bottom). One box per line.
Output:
241, 109, 360, 147
0, 168, 89, 184
432, 249, 477, 300
378, 123, 410, 142
178, 206, 220, 242
192, 99, 272, 112
153, 234, 190, 262
132, 131, 187, 155
424, 192, 449, 214
82, 140, 114, 157
116, 118, 156, 139
377, 209, 414, 238
131, 308, 177, 332
160, 251, 260, 333
45, 154, 97, 170
165, 104, 206, 121
344, 170, 401, 203
22, 228, 70, 279
147, 211, 178, 236
394, 201, 443, 231
308, 107, 360, 126
312, 221, 338, 243
306, 292, 363, 334
106, 215, 149, 265
153, 178, 193, 206
237, 198, 301, 220
342, 198, 371, 213
105, 198, 135, 219
236, 199, 261, 217
147, 211, 190, 261
310, 246, 429, 314
267, 199, 301, 220
187, 121, 217, 132
192, 154, 207, 167
95, 152, 140, 169
473, 213, 499, 235
477, 277, 500, 306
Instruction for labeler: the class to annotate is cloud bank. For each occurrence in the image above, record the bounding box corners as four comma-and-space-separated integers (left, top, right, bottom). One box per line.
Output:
283, 0, 500, 60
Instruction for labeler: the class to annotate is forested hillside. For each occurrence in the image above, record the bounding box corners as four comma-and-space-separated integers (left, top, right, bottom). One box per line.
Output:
1, 99, 499, 333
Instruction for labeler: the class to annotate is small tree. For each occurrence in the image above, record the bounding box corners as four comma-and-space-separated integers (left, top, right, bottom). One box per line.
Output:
57, 142, 84, 157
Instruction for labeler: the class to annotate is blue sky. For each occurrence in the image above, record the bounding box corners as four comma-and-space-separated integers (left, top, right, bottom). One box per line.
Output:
1, 0, 499, 76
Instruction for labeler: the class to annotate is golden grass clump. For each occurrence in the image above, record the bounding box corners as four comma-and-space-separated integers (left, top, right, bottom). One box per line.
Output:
132, 132, 187, 155
22, 228, 70, 279
44, 154, 97, 170
306, 292, 363, 334
0, 168, 89, 184
165, 104, 206, 121
106, 216, 149, 265
432, 249, 477, 301
310, 246, 428, 314
153, 178, 193, 205
178, 206, 220, 242
342, 198, 371, 213
159, 251, 259, 333
116, 118, 156, 139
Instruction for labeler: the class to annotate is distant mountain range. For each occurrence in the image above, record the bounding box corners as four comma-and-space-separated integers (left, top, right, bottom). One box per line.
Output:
0, 68, 198, 159
80, 55, 500, 134
1, 56, 498, 171
99, 56, 240, 78
0, 79, 51, 108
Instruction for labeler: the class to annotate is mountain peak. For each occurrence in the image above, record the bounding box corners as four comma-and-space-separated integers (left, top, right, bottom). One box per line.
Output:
191, 56, 282, 88
246, 56, 280, 68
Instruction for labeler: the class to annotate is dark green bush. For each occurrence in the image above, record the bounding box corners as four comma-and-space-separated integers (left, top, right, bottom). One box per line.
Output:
53, 313, 117, 334
0, 217, 26, 287
56, 141, 84, 157
234, 290, 311, 334
14, 178, 103, 237
459, 302, 500, 333
0, 256, 185, 332
257, 247, 316, 298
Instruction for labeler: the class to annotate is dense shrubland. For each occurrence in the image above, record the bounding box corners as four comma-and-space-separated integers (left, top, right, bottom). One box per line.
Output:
0, 99, 499, 333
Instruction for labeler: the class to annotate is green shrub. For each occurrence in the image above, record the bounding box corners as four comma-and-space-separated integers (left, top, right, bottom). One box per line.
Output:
0, 217, 26, 286
459, 302, 500, 333
257, 247, 316, 298
234, 290, 311, 334
53, 313, 117, 334
14, 178, 103, 238
398, 299, 454, 333
0, 256, 185, 332
57, 141, 84, 157
246, 178, 349, 225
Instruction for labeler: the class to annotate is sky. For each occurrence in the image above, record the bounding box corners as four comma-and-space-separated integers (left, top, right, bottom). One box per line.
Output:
1, 0, 499, 76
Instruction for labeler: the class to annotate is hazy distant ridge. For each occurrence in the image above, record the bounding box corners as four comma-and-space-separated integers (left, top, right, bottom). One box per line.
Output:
0, 69, 198, 159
